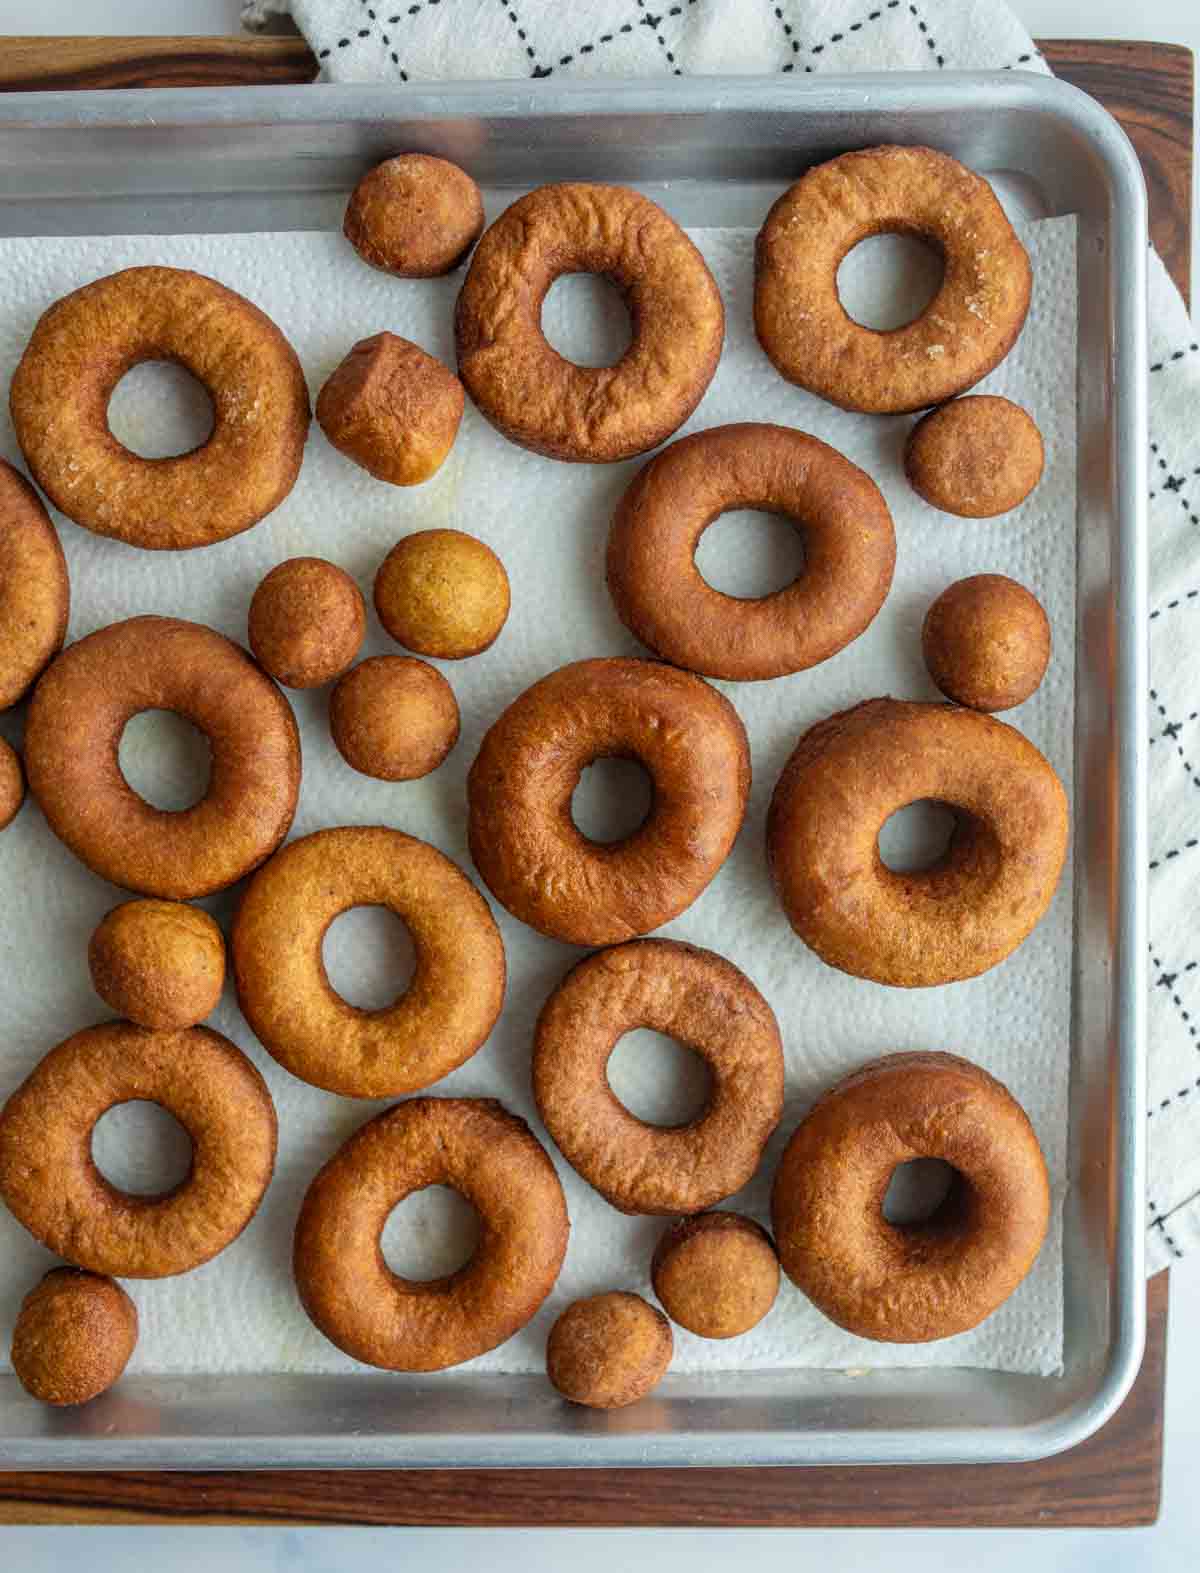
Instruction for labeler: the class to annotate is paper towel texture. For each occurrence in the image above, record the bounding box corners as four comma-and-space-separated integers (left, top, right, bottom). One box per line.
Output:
0, 215, 1075, 1376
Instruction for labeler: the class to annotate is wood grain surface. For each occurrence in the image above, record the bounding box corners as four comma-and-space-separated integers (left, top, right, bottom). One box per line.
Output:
0, 35, 1190, 1527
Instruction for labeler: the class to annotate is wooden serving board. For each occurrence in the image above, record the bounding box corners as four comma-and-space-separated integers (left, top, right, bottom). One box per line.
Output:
0, 35, 1190, 1528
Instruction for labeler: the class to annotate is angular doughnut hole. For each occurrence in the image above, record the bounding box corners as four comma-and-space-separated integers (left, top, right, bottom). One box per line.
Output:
322, 905, 417, 1012
607, 1028, 712, 1128
571, 755, 653, 845
882, 1157, 969, 1233
836, 232, 945, 331
119, 709, 212, 812
380, 1184, 481, 1284
694, 509, 808, 600
540, 272, 634, 368
107, 359, 216, 459
92, 1100, 193, 1198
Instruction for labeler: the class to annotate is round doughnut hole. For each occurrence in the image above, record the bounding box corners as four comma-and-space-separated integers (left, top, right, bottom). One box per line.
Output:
694, 509, 808, 600
876, 799, 960, 874
107, 360, 216, 459
380, 1185, 482, 1283
540, 272, 634, 368
882, 1157, 965, 1231
119, 710, 212, 812
607, 1029, 712, 1128
571, 755, 653, 845
91, 1100, 193, 1198
836, 232, 945, 331
322, 905, 417, 1012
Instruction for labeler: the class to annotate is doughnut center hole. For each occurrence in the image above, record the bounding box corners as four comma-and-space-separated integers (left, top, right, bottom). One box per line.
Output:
119, 709, 212, 812
92, 1101, 193, 1198
694, 509, 807, 600
882, 1158, 964, 1230
836, 232, 945, 331
107, 359, 215, 459
541, 272, 634, 368
381, 1185, 481, 1283
572, 755, 653, 845
322, 905, 417, 1012
877, 799, 959, 874
607, 1029, 712, 1128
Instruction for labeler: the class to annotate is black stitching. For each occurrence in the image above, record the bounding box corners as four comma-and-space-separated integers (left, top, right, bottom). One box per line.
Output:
1150, 442, 1200, 528
1148, 837, 1199, 868
1151, 589, 1200, 620
1148, 1200, 1184, 1256
779, 0, 902, 74
1151, 341, 1200, 372
908, 3, 945, 67
1150, 942, 1198, 1042
1149, 686, 1200, 788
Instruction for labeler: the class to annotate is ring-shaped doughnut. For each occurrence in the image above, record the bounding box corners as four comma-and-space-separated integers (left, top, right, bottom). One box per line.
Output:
771, 1052, 1050, 1341
533, 939, 784, 1215
233, 826, 505, 1099
766, 698, 1068, 987
755, 146, 1032, 414
0, 459, 69, 709
607, 423, 896, 680
0, 1021, 277, 1279
10, 266, 310, 549
293, 1097, 569, 1371
455, 183, 724, 461
468, 658, 750, 946
24, 616, 301, 900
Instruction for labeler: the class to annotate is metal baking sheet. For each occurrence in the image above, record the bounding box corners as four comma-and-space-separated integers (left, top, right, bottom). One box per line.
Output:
0, 72, 1146, 1468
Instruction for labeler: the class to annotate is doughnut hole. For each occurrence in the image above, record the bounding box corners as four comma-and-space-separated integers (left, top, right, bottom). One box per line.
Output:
106, 359, 215, 459
836, 231, 945, 331
118, 709, 212, 812
570, 755, 653, 845
541, 272, 634, 368
693, 509, 808, 600
91, 1101, 193, 1198
882, 1158, 973, 1250
607, 1029, 712, 1127
877, 798, 1002, 900
380, 1184, 482, 1284
322, 905, 417, 1012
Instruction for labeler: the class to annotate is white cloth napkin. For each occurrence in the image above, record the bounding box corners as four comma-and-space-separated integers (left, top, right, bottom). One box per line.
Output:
244, 0, 1198, 1275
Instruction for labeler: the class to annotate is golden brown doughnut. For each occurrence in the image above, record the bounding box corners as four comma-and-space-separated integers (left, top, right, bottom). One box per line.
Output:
771, 1052, 1050, 1342
533, 940, 784, 1215
456, 183, 724, 462
10, 266, 310, 549
755, 147, 1032, 414
316, 333, 464, 486
608, 423, 896, 680
546, 1292, 673, 1409
766, 698, 1069, 987
24, 617, 301, 899
0, 458, 69, 709
11, 1267, 138, 1405
329, 655, 460, 781
0, 1021, 276, 1278
923, 574, 1051, 712
294, 1097, 568, 1371
233, 826, 504, 1098
374, 528, 510, 659
344, 154, 485, 278
651, 1212, 779, 1339
88, 899, 226, 1030
905, 395, 1045, 517
468, 658, 750, 945
0, 737, 24, 831
248, 557, 366, 689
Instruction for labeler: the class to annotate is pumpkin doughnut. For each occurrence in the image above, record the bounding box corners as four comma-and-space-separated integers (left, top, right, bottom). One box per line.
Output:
905, 395, 1045, 517
247, 557, 366, 690
755, 146, 1032, 414
771, 1052, 1050, 1342
533, 939, 784, 1216
88, 899, 226, 1030
294, 1097, 568, 1372
233, 826, 505, 1099
24, 617, 300, 899
468, 658, 750, 945
651, 1212, 779, 1339
456, 183, 724, 462
344, 154, 485, 278
546, 1292, 672, 1409
608, 423, 896, 680
922, 574, 1051, 712
0, 1021, 277, 1279
766, 698, 1068, 987
0, 737, 24, 831
0, 458, 69, 709
11, 1267, 138, 1406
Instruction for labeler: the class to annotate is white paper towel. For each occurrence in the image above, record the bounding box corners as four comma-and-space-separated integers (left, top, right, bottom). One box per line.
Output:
0, 212, 1075, 1377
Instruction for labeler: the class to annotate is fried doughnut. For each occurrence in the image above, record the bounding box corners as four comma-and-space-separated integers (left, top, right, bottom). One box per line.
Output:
233, 826, 504, 1098
10, 266, 310, 549
0, 737, 24, 831
651, 1212, 779, 1338
456, 183, 724, 462
344, 154, 485, 277
771, 1052, 1050, 1342
11, 1267, 138, 1405
468, 658, 750, 945
546, 1292, 672, 1409
766, 698, 1068, 987
533, 939, 784, 1215
755, 146, 1032, 414
248, 557, 366, 689
608, 423, 896, 680
0, 458, 69, 709
88, 899, 226, 1029
316, 333, 464, 486
923, 574, 1051, 712
0, 1021, 277, 1278
294, 1097, 568, 1371
905, 395, 1045, 517
24, 617, 300, 899
374, 528, 510, 659
330, 656, 460, 781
